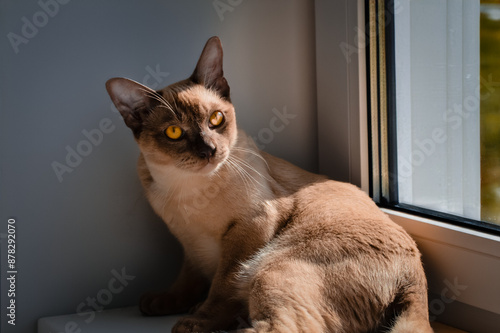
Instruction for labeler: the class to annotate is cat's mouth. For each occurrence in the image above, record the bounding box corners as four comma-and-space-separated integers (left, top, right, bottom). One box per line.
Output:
194, 153, 227, 175
199, 160, 221, 174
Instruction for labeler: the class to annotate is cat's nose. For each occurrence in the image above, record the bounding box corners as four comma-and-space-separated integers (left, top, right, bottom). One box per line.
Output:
198, 144, 216, 161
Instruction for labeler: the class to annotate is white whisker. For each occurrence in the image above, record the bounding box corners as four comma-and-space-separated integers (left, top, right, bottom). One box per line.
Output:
230, 154, 272, 183
225, 158, 250, 190
139, 88, 178, 118
226, 155, 269, 194
232, 147, 270, 171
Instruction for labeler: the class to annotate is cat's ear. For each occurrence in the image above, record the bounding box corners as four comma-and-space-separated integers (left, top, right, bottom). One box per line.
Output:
190, 36, 230, 100
105, 78, 159, 135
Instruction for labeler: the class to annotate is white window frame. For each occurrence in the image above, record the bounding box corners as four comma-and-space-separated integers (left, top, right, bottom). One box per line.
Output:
315, 0, 500, 331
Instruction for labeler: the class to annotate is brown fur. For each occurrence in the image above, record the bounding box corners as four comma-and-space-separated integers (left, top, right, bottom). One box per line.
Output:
106, 37, 432, 333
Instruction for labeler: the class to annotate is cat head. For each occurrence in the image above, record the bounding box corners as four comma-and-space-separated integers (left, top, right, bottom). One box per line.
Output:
106, 37, 237, 175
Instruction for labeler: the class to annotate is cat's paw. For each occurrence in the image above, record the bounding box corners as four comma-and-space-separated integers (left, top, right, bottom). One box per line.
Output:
140, 292, 181, 316
172, 315, 214, 333
188, 300, 204, 314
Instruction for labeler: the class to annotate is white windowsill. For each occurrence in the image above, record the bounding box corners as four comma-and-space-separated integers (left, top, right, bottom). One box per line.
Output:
384, 208, 500, 330
37, 307, 182, 333
37, 306, 467, 333
383, 209, 500, 257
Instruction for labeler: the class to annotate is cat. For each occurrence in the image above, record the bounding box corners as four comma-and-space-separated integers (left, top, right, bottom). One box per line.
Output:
106, 36, 433, 333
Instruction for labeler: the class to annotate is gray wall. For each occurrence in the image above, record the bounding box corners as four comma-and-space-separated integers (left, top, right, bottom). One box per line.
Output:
0, 1, 316, 332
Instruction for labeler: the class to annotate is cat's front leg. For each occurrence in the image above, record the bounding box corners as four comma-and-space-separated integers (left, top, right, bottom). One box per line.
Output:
172, 223, 266, 332
172, 287, 250, 332
140, 258, 210, 316
171, 287, 248, 333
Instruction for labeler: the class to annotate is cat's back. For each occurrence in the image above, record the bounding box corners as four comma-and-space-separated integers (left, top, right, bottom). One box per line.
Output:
260, 150, 327, 192
261, 151, 417, 254
262, 149, 387, 221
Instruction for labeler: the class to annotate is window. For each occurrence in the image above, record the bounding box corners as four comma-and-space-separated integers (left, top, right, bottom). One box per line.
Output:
368, 0, 500, 234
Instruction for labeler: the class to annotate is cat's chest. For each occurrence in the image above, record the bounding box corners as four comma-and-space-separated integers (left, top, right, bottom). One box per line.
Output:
151, 184, 232, 233
167, 203, 226, 279
187, 234, 221, 278
147, 184, 230, 274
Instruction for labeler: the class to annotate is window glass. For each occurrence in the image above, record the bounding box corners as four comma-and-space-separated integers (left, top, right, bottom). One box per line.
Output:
393, 0, 500, 226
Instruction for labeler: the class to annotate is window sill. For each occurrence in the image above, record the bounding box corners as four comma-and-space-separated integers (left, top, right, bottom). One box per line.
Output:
383, 209, 500, 331
38, 307, 182, 333
38, 307, 467, 333
382, 209, 500, 257
431, 322, 468, 333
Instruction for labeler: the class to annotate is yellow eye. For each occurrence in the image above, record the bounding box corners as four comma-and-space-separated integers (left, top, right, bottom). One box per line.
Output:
165, 125, 183, 140
209, 111, 224, 127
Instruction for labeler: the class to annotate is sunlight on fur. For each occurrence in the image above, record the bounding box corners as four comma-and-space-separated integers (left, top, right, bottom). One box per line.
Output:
106, 36, 433, 333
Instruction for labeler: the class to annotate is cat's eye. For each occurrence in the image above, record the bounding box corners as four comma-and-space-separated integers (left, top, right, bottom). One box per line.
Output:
209, 111, 224, 128
165, 125, 183, 140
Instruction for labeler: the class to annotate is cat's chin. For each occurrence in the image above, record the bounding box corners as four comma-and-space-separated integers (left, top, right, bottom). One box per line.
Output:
196, 160, 223, 175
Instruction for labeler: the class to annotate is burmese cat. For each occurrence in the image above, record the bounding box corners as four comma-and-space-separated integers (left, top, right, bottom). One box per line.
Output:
106, 37, 432, 333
